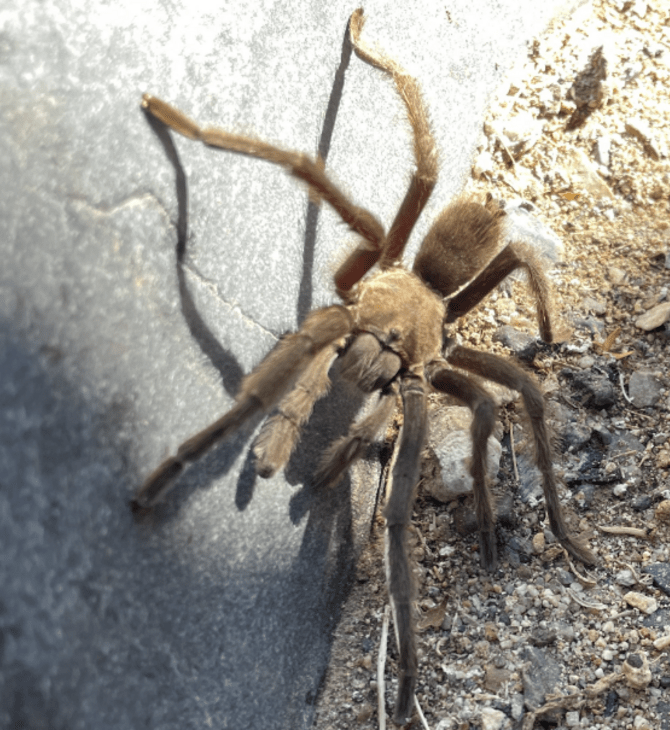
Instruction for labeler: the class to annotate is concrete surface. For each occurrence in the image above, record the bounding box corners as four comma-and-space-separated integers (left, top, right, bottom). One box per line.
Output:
0, 1, 587, 728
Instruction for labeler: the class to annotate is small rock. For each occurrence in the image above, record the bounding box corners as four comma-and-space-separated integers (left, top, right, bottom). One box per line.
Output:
614, 569, 637, 587
563, 147, 614, 200
655, 500, 670, 523
642, 563, 670, 596
632, 715, 653, 730
521, 646, 562, 714
557, 569, 574, 586
500, 112, 543, 158
625, 118, 661, 161
607, 266, 627, 285
622, 652, 652, 690
511, 693, 524, 721
635, 301, 670, 330
632, 495, 652, 511
583, 295, 607, 315
566, 369, 616, 408
653, 633, 670, 651
356, 703, 373, 723
565, 709, 581, 727
530, 627, 556, 647
480, 707, 506, 730
623, 591, 658, 614
502, 198, 564, 263
532, 532, 545, 554
422, 406, 502, 502
594, 136, 611, 167
473, 150, 494, 178
561, 421, 591, 450
484, 666, 509, 692
628, 371, 662, 408
493, 325, 537, 359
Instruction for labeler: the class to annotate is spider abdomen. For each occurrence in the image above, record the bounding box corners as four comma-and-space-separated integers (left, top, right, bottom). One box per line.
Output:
353, 268, 444, 368
413, 197, 505, 299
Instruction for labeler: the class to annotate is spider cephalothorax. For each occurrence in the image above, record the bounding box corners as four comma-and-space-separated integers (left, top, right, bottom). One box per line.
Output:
136, 9, 594, 725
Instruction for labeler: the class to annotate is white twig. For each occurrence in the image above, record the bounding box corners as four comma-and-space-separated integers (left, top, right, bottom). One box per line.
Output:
619, 372, 634, 403
378, 605, 390, 730
509, 424, 519, 482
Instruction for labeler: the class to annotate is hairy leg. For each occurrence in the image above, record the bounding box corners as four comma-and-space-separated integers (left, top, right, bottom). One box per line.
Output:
141, 94, 385, 291
446, 346, 595, 565
134, 306, 353, 508
252, 342, 340, 478
446, 239, 555, 343
426, 361, 498, 569
314, 385, 397, 489
383, 374, 427, 726
348, 9, 438, 271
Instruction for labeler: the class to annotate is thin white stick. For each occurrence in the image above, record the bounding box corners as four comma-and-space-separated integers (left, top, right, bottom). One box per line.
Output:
378, 605, 390, 730
509, 423, 519, 482
619, 372, 634, 404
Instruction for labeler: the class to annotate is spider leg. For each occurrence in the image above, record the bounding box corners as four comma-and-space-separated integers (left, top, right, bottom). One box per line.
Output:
446, 346, 596, 566
348, 9, 438, 270
252, 341, 340, 478
134, 306, 353, 508
141, 94, 385, 285
314, 385, 397, 489
383, 373, 427, 726
446, 239, 555, 343
426, 361, 498, 569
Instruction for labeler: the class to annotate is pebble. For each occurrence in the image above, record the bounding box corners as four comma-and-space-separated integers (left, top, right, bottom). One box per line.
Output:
655, 500, 670, 523
628, 371, 663, 407
565, 710, 580, 727
623, 653, 652, 690
615, 569, 637, 587
623, 591, 658, 614
625, 117, 661, 160
480, 707, 506, 730
635, 301, 670, 330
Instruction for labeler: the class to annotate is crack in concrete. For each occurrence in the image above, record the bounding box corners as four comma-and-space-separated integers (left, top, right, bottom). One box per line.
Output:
68, 190, 173, 220
181, 259, 277, 340
69, 190, 280, 339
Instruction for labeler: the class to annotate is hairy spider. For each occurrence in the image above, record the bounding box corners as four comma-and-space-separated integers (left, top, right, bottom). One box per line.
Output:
136, 9, 595, 725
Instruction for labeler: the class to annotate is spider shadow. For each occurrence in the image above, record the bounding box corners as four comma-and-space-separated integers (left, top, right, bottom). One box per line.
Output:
141, 16, 358, 515
137, 24, 383, 723
296, 7, 354, 324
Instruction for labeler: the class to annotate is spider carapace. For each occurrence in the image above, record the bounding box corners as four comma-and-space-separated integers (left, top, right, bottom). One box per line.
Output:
135, 8, 594, 725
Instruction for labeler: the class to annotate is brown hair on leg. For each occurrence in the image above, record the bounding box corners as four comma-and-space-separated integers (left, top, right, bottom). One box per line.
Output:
134, 306, 353, 507
426, 361, 498, 569
253, 342, 340, 478
383, 374, 427, 726
447, 346, 595, 566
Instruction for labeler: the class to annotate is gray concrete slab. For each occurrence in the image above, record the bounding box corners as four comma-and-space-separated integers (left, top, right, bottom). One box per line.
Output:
0, 1, 586, 728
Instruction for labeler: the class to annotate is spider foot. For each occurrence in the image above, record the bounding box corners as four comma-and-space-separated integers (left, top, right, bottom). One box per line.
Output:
392, 671, 416, 727
479, 530, 498, 571
559, 534, 597, 567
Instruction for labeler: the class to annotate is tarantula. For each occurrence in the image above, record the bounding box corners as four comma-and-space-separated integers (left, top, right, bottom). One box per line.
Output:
136, 9, 594, 726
